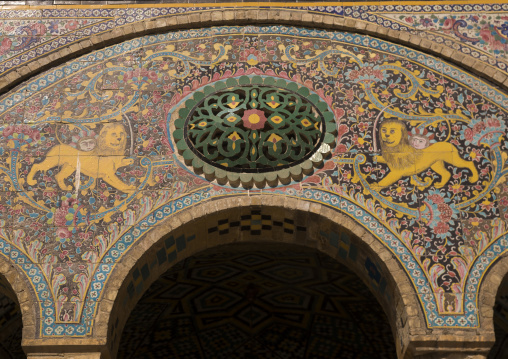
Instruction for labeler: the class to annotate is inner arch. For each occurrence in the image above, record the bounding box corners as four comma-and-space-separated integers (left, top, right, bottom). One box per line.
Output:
118, 242, 396, 359
102, 200, 422, 358
0, 275, 23, 359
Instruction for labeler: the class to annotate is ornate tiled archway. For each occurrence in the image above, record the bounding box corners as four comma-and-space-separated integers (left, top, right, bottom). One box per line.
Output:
102, 200, 420, 358
0, 6, 506, 357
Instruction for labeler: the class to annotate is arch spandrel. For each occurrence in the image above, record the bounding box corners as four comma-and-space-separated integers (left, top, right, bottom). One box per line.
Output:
0, 24, 506, 357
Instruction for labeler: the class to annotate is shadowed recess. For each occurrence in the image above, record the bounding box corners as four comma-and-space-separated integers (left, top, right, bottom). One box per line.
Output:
490, 275, 508, 359
0, 276, 23, 359
118, 243, 396, 359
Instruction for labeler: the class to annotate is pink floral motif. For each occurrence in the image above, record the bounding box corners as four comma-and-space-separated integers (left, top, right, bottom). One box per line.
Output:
0, 37, 12, 56
31, 23, 47, 35
1, 124, 41, 146
433, 221, 450, 235
65, 20, 79, 31
239, 47, 268, 65
123, 68, 158, 83
346, 66, 384, 81
427, 194, 445, 204
241, 109, 267, 130
463, 128, 474, 143
437, 203, 453, 222
56, 227, 71, 239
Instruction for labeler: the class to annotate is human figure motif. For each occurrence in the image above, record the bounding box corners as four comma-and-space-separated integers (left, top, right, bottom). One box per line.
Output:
409, 135, 429, 150
77, 136, 97, 152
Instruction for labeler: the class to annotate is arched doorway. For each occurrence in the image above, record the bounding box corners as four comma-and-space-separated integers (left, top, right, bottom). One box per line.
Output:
0, 276, 23, 359
118, 242, 396, 359
488, 274, 508, 358
102, 202, 420, 358
8, 15, 502, 356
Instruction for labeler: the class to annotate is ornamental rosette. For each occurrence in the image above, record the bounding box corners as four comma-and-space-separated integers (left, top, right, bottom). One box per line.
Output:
241, 109, 267, 130
171, 76, 337, 188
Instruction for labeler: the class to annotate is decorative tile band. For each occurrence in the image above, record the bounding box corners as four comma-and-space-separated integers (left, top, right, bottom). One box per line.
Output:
0, 3, 507, 84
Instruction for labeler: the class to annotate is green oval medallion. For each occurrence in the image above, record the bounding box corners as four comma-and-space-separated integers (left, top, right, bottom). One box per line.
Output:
173, 76, 336, 187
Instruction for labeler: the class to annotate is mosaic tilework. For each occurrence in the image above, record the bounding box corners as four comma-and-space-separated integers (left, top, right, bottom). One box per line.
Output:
173, 76, 336, 187
112, 209, 392, 350
0, 6, 198, 76
208, 210, 306, 235
120, 211, 378, 307
0, 23, 507, 338
124, 233, 196, 304
117, 245, 396, 359
0, 3, 506, 84
303, 3, 508, 73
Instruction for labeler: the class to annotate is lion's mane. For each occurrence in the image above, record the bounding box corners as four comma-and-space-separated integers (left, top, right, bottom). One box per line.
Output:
380, 119, 422, 171
96, 123, 127, 156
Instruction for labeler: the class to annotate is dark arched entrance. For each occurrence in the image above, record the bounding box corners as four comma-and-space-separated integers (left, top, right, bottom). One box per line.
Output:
118, 243, 396, 359
489, 275, 508, 358
0, 276, 23, 359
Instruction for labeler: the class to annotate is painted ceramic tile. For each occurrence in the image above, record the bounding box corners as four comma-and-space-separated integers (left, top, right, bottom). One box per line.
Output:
0, 4, 507, 79
0, 23, 507, 338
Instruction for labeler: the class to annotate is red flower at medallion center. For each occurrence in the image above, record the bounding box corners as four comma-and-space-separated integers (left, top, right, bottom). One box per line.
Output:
241, 109, 267, 130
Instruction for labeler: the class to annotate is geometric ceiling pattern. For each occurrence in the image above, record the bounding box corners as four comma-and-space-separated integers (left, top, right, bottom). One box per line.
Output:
118, 244, 397, 359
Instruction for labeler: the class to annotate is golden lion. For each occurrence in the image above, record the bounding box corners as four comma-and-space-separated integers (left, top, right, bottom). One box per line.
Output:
27, 123, 135, 192
374, 119, 478, 188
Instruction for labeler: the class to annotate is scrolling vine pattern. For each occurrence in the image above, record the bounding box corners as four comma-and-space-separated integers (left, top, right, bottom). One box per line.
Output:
0, 26, 506, 336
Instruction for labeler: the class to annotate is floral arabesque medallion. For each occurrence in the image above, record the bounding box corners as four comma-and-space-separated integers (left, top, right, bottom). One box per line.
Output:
172, 76, 337, 188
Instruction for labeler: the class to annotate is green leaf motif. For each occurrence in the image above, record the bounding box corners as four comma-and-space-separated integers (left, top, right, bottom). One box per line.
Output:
185, 84, 324, 172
